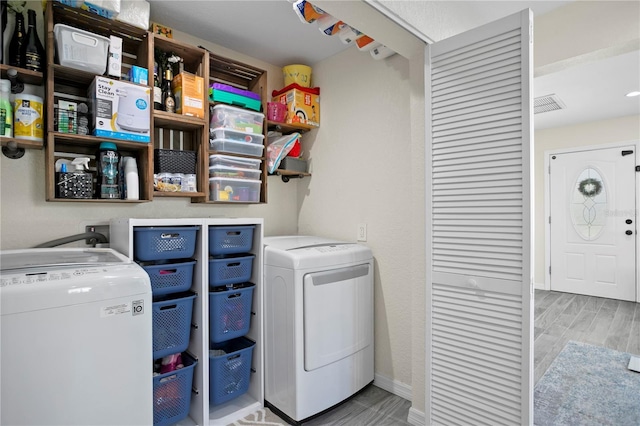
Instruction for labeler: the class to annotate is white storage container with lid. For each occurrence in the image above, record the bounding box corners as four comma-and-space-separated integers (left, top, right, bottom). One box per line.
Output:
210, 127, 264, 145
210, 104, 265, 134
209, 154, 262, 170
210, 138, 264, 157
54, 24, 110, 74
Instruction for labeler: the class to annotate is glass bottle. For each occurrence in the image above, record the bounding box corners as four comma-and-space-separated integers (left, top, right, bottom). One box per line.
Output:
153, 62, 163, 110
162, 67, 175, 113
8, 12, 25, 68
22, 9, 45, 73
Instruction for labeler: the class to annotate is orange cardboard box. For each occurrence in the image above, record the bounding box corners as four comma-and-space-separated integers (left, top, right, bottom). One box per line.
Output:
172, 72, 205, 118
151, 22, 173, 38
271, 83, 320, 127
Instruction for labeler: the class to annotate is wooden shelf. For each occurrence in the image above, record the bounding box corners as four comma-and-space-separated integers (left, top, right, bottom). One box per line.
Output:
0, 65, 44, 86
153, 191, 206, 198
50, 132, 151, 150
267, 120, 316, 133
1, 136, 43, 150
154, 111, 207, 130
47, 198, 150, 203
270, 169, 311, 182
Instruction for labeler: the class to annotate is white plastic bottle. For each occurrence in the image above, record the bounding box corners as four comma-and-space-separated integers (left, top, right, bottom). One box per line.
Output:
124, 156, 140, 200
0, 79, 13, 137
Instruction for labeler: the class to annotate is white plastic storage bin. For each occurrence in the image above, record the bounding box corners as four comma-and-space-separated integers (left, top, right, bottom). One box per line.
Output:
209, 166, 261, 180
209, 178, 261, 202
210, 127, 264, 145
210, 139, 264, 157
209, 155, 261, 170
210, 104, 264, 134
53, 24, 110, 74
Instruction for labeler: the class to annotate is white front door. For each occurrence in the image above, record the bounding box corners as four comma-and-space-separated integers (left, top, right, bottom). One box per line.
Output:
549, 145, 637, 301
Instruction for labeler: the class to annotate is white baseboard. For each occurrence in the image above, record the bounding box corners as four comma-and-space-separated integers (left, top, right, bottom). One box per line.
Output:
373, 373, 424, 425
373, 373, 412, 401
407, 407, 426, 426
534, 281, 546, 290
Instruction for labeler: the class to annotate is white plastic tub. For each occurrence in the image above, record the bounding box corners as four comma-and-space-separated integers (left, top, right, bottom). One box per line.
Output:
210, 104, 264, 134
208, 166, 261, 180
54, 24, 110, 74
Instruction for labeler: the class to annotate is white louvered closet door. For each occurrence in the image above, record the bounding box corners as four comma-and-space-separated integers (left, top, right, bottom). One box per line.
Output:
425, 9, 533, 426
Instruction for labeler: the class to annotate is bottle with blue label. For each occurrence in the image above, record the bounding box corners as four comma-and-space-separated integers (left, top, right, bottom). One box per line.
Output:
96, 142, 120, 199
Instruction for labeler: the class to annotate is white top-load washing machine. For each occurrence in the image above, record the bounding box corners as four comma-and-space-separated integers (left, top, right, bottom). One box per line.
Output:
263, 236, 374, 424
0, 248, 153, 425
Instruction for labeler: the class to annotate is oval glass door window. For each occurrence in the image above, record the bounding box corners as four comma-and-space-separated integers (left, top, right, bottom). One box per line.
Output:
570, 167, 607, 240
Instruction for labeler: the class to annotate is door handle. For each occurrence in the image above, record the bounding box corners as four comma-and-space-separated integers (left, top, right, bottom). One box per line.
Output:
626, 230, 633, 235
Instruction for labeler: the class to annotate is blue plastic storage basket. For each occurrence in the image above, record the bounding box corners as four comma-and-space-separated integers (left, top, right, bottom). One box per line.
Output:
208, 225, 255, 256
153, 353, 197, 426
142, 260, 196, 297
134, 226, 199, 261
153, 293, 196, 360
209, 337, 255, 406
209, 254, 255, 286
209, 283, 255, 343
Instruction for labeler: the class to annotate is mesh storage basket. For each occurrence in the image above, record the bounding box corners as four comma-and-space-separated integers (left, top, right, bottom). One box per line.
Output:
209, 283, 255, 343
153, 353, 197, 426
209, 337, 255, 406
154, 149, 197, 174
209, 254, 254, 287
141, 260, 196, 297
208, 225, 255, 256
134, 226, 199, 261
153, 293, 196, 360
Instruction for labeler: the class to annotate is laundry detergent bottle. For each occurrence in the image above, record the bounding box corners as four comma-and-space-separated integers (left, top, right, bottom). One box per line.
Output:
96, 142, 120, 199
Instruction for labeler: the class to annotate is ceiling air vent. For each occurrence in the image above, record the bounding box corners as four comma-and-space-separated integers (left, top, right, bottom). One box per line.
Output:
534, 94, 566, 114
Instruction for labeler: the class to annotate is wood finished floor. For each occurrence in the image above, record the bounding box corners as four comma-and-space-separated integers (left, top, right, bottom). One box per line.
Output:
269, 290, 640, 425
534, 289, 640, 385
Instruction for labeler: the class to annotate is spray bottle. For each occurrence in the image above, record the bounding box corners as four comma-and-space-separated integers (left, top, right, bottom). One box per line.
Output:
0, 79, 13, 137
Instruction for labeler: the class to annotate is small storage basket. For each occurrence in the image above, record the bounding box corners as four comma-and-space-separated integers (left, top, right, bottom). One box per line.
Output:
153, 353, 197, 426
209, 337, 256, 405
209, 283, 255, 343
153, 293, 196, 360
209, 225, 255, 256
154, 149, 197, 174
209, 254, 255, 286
141, 260, 196, 297
134, 226, 199, 261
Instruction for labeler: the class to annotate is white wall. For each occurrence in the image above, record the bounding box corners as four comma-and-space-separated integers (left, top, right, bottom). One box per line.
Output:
534, 115, 640, 286
297, 46, 415, 386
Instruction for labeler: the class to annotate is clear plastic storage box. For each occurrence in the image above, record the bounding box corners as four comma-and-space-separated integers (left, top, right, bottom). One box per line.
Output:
53, 24, 110, 74
209, 177, 261, 202
210, 104, 265, 134
209, 154, 262, 170
210, 127, 264, 145
209, 139, 265, 157
209, 166, 261, 181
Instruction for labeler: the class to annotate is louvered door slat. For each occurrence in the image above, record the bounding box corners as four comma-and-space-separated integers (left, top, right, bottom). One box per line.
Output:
426, 9, 533, 425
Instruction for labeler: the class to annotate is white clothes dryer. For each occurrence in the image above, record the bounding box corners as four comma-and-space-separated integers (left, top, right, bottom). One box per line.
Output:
263, 236, 374, 424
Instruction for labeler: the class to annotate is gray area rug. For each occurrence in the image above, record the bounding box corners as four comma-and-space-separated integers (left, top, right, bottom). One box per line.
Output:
534, 341, 640, 425
230, 407, 286, 426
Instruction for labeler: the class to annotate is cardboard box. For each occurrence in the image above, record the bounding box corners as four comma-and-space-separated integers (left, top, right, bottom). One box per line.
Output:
271, 83, 320, 127
151, 22, 173, 38
172, 72, 205, 118
88, 76, 151, 143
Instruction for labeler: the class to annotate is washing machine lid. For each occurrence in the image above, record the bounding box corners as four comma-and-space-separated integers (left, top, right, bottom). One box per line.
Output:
0, 248, 150, 315
264, 235, 372, 269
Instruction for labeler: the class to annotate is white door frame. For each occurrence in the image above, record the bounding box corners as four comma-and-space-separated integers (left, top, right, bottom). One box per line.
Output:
543, 140, 640, 302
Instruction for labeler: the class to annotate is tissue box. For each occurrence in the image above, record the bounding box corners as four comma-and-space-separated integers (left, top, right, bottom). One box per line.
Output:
88, 76, 151, 143
116, 0, 150, 30
271, 83, 320, 127
172, 72, 205, 118
81, 0, 121, 18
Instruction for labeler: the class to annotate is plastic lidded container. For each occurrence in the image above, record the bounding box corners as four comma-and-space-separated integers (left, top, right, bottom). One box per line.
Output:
209, 166, 261, 180
210, 104, 264, 134
210, 127, 265, 145
209, 177, 261, 202
209, 138, 264, 157
209, 154, 262, 170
